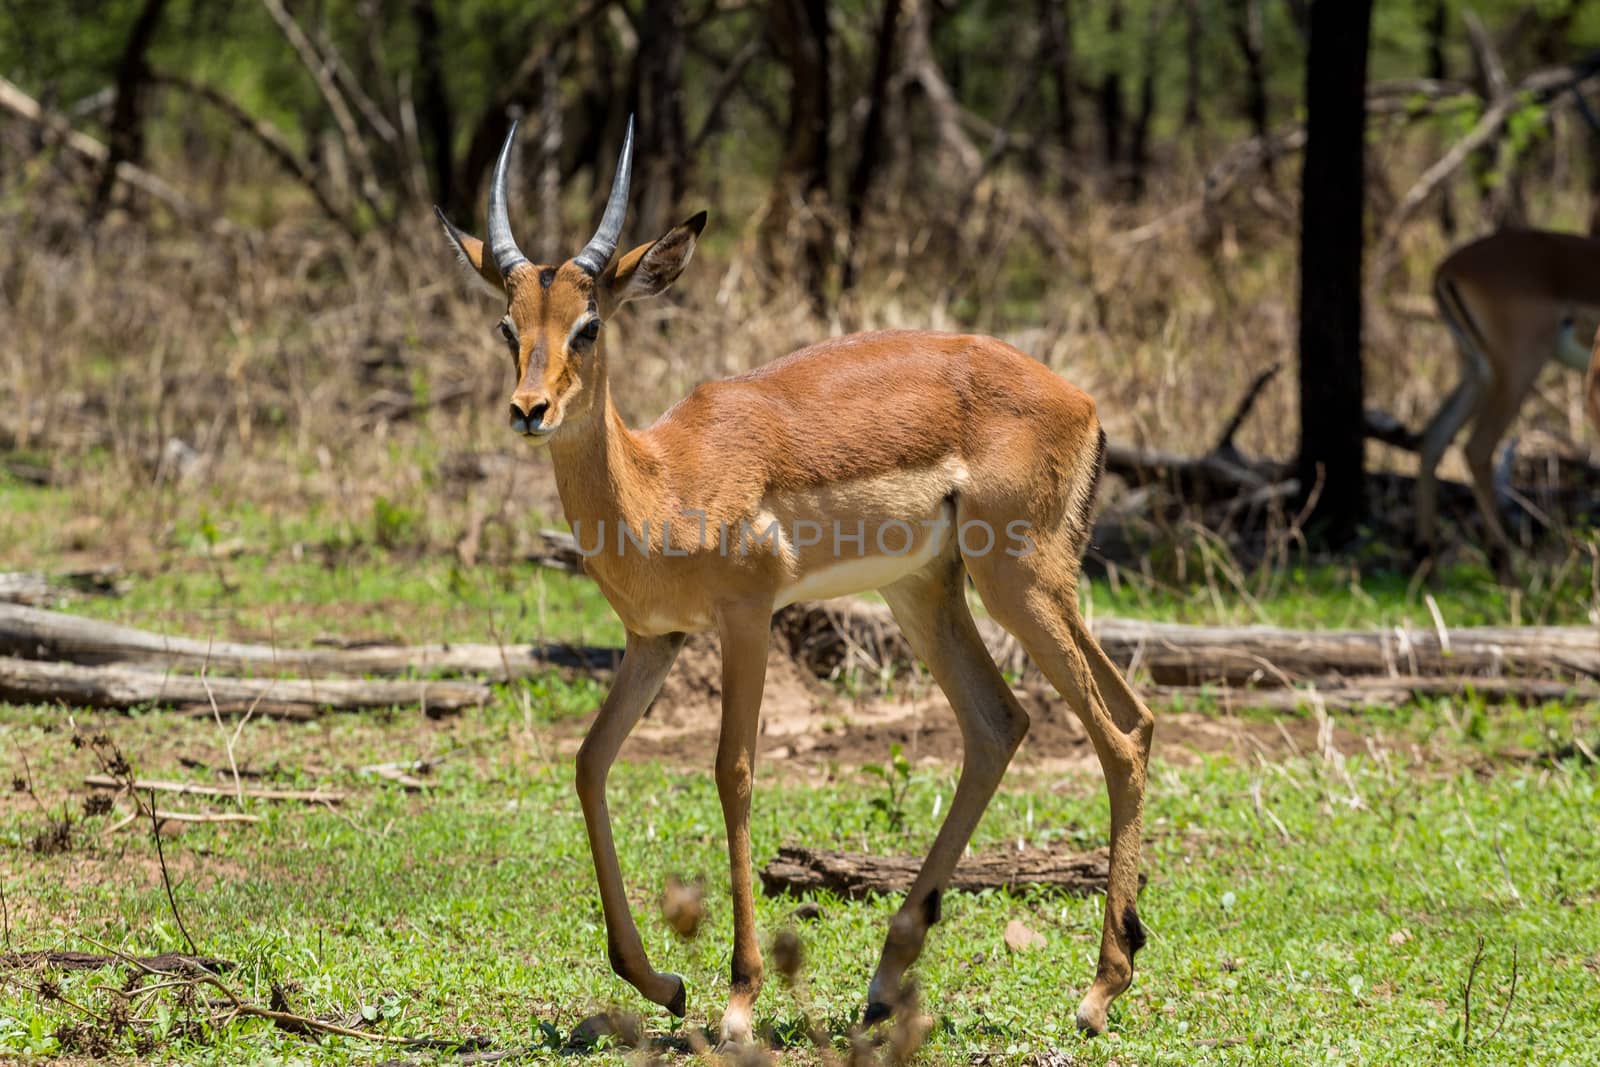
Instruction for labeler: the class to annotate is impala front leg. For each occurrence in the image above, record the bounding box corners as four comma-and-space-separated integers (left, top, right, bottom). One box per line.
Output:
575, 631, 688, 1015
713, 602, 772, 1046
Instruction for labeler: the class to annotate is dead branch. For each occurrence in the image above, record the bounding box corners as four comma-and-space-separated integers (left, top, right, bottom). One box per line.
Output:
257, 0, 383, 218
0, 655, 487, 714
0, 75, 218, 226
83, 774, 345, 804
0, 567, 124, 607
0, 951, 233, 973
0, 603, 607, 680
148, 72, 357, 237
1213, 364, 1282, 456
760, 844, 1140, 899
1376, 52, 1600, 274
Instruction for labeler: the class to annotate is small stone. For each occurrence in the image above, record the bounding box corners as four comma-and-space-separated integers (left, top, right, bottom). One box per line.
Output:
790, 901, 825, 922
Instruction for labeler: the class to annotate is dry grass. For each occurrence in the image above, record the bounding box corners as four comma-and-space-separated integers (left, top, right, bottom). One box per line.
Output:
2, 134, 1597, 570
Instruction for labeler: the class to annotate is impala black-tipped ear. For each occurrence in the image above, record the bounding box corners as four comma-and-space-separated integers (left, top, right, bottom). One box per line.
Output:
435, 206, 506, 294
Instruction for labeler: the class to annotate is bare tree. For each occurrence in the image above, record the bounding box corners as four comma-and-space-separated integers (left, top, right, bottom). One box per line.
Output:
842, 0, 901, 293
636, 0, 689, 237
410, 0, 454, 208
1229, 0, 1271, 172
1296, 0, 1375, 546
91, 0, 168, 221
761, 0, 833, 310
1040, 0, 1076, 154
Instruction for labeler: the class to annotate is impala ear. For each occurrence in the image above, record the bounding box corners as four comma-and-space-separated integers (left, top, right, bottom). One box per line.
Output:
599, 211, 706, 313
435, 206, 506, 296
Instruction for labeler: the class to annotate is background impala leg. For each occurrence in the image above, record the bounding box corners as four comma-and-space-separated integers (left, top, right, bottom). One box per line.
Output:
574, 632, 689, 1015
712, 605, 772, 1046
865, 559, 1030, 1023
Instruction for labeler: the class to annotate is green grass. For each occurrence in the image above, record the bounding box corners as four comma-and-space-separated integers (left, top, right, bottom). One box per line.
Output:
3, 695, 1598, 1064
6, 478, 1600, 1063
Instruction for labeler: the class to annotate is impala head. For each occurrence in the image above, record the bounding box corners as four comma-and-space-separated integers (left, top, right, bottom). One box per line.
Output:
435, 116, 705, 444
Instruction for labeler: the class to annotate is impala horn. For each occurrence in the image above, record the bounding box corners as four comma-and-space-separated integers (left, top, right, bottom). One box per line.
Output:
487, 120, 530, 281
572, 114, 635, 276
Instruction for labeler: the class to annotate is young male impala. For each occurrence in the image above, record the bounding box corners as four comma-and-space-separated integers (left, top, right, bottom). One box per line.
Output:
1416, 229, 1600, 571
434, 120, 1152, 1044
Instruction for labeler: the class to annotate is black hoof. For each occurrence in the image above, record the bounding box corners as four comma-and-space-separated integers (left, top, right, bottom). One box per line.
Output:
863, 1000, 892, 1025
665, 975, 688, 1018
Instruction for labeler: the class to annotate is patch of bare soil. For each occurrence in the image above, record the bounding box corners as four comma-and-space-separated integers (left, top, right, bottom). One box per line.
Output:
563, 633, 1362, 773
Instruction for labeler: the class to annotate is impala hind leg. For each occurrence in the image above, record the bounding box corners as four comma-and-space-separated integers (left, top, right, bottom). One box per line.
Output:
1415, 375, 1482, 556
865, 556, 1031, 1022
575, 632, 689, 1015
967, 556, 1154, 1036
712, 603, 772, 1046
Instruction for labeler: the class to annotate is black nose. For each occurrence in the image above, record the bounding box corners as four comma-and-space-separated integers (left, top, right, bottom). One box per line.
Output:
509, 401, 550, 434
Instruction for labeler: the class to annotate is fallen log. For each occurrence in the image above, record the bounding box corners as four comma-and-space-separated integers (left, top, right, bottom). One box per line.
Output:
775, 599, 1600, 686
0, 603, 614, 680
0, 568, 125, 607
1147, 675, 1600, 712
0, 951, 234, 974
0, 656, 487, 714
83, 774, 345, 804
759, 845, 1135, 900
1091, 618, 1600, 686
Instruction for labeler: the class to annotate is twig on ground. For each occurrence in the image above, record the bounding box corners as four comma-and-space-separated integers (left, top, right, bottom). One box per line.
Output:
1462, 933, 1486, 1050
148, 790, 199, 957
83, 774, 342, 804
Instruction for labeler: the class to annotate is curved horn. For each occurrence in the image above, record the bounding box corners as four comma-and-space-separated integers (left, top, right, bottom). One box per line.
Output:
572, 114, 635, 276
487, 120, 530, 281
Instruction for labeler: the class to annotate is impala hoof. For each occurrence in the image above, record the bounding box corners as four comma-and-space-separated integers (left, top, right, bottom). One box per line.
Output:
665, 974, 688, 1018
1074, 999, 1107, 1037
863, 1000, 892, 1026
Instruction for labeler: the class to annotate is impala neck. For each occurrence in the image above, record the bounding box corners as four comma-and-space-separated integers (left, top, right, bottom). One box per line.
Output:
547, 365, 659, 541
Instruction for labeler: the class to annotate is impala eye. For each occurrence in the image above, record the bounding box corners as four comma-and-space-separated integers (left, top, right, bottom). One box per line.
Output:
498, 320, 517, 349
580, 319, 601, 341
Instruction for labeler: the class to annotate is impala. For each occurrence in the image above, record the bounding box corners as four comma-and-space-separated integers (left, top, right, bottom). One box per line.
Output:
434, 119, 1152, 1044
1415, 229, 1600, 571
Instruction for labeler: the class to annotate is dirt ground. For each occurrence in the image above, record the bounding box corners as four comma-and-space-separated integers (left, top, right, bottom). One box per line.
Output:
576, 633, 1360, 777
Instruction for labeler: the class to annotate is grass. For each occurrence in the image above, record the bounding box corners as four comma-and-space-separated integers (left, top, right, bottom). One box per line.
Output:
3, 688, 1599, 1064
4, 526, 1600, 1064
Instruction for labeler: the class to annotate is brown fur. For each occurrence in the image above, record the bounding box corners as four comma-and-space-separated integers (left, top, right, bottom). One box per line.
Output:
1417, 229, 1600, 566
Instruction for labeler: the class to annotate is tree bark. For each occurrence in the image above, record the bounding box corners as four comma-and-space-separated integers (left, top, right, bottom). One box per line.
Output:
410, 0, 454, 208
1295, 0, 1373, 547
1426, 0, 1455, 238
1097, 0, 1126, 170
760, 0, 833, 312
91, 0, 168, 222
0, 656, 488, 716
841, 0, 901, 293
1229, 0, 1270, 173
1182, 0, 1202, 127
760, 845, 1127, 900
1040, 0, 1076, 152
636, 0, 689, 237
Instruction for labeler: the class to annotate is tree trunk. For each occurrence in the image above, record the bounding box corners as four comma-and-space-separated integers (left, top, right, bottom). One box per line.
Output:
636, 0, 689, 237
841, 0, 901, 293
1295, 0, 1373, 547
760, 0, 833, 313
1229, 0, 1270, 173
1040, 0, 1076, 153
1126, 0, 1165, 199
1097, 0, 1125, 170
1426, 0, 1455, 238
91, 0, 168, 221
410, 0, 454, 208
1181, 0, 1202, 128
